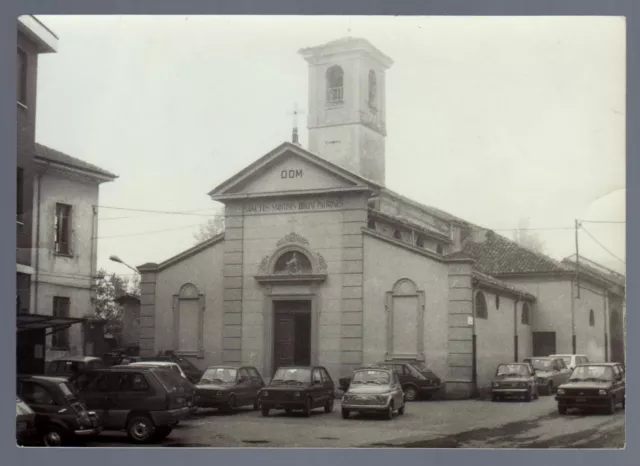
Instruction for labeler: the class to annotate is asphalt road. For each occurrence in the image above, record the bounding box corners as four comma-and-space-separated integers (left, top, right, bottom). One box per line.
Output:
82, 395, 625, 448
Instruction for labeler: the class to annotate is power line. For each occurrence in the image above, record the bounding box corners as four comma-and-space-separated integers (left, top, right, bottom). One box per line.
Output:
579, 225, 625, 265
95, 222, 205, 239
95, 205, 222, 217
579, 220, 625, 224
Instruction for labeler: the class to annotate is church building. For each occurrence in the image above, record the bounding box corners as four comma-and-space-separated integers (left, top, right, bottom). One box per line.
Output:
137, 37, 625, 398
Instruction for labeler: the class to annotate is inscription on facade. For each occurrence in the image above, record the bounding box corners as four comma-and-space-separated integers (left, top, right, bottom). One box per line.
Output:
244, 198, 344, 214
281, 169, 304, 179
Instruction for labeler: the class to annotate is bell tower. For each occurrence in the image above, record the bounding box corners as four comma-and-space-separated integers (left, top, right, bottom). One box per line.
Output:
299, 37, 393, 185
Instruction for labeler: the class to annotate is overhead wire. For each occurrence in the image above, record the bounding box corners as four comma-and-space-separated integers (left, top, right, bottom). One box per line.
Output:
579, 225, 626, 265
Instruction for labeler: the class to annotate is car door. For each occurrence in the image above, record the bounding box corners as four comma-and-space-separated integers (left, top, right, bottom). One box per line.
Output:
235, 368, 252, 405
78, 371, 121, 428
610, 365, 624, 400
556, 359, 570, 384
390, 371, 403, 407
311, 368, 325, 407
321, 368, 334, 398
19, 380, 61, 429
108, 372, 153, 429
247, 367, 265, 399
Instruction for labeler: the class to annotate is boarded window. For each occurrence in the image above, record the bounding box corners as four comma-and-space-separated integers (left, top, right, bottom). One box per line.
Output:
475, 291, 488, 319
52, 297, 70, 349
521, 303, 530, 325
54, 203, 72, 255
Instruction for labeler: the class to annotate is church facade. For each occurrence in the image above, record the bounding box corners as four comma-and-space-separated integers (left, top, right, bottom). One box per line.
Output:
136, 37, 625, 398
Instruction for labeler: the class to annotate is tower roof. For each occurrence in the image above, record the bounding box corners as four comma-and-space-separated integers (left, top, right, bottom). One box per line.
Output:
299, 36, 394, 68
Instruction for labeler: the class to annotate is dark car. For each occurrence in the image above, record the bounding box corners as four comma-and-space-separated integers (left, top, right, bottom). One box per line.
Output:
258, 366, 335, 417
71, 366, 190, 443
490, 363, 539, 402
119, 362, 196, 411
194, 365, 265, 412
556, 363, 626, 415
340, 361, 443, 401
45, 356, 105, 380
142, 351, 203, 384
17, 375, 102, 446
16, 397, 38, 446
524, 357, 570, 395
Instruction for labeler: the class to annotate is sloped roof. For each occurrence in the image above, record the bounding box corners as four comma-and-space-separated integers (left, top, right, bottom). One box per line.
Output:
462, 230, 571, 275
35, 143, 117, 180
473, 270, 536, 301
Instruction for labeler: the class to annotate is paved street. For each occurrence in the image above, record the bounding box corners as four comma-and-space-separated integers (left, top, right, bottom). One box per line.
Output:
83, 396, 625, 448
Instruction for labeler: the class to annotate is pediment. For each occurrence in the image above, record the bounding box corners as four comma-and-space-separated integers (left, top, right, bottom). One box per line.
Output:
208, 142, 377, 200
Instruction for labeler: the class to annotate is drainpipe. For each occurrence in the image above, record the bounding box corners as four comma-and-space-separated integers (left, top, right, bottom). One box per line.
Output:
603, 291, 609, 362
570, 279, 577, 354
513, 299, 519, 362
33, 163, 49, 316
471, 280, 478, 398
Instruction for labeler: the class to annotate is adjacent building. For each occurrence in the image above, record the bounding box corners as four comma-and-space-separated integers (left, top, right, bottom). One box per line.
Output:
132, 37, 623, 397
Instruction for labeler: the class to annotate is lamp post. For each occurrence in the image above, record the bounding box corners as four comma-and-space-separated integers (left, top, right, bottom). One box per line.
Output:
109, 255, 139, 274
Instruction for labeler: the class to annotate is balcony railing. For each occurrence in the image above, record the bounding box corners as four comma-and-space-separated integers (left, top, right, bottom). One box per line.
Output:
326, 87, 344, 104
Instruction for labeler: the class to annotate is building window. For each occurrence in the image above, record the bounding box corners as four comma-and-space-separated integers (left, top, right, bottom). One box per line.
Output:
589, 309, 595, 327
436, 244, 443, 254
474, 291, 488, 319
54, 203, 72, 255
367, 218, 376, 230
368, 69, 377, 108
326, 65, 344, 103
17, 168, 24, 223
393, 228, 402, 240
416, 235, 425, 248
521, 303, 530, 325
17, 47, 27, 105
495, 294, 501, 310
52, 297, 70, 349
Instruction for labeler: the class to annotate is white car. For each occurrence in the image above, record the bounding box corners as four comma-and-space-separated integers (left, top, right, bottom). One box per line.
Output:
548, 354, 590, 371
127, 361, 189, 380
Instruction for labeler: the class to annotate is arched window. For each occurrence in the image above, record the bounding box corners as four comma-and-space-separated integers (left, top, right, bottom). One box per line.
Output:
416, 235, 425, 248
393, 228, 402, 240
368, 69, 377, 107
475, 291, 488, 319
521, 303, 530, 325
273, 251, 313, 275
326, 65, 344, 103
589, 309, 595, 327
495, 294, 501, 310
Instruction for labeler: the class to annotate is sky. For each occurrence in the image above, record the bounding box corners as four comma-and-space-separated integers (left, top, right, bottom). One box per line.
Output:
34, 15, 626, 279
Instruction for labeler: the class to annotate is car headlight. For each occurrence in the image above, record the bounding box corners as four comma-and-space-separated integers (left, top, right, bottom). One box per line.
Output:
557, 389, 565, 395
598, 389, 607, 396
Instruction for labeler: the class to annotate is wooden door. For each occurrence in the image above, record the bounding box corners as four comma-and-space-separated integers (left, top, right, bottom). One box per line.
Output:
532, 332, 556, 357
274, 312, 296, 370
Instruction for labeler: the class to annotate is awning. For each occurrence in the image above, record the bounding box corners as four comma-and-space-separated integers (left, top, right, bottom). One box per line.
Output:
17, 313, 87, 332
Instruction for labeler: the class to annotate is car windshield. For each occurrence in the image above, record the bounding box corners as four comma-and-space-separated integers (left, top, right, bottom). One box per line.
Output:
200, 368, 237, 384
351, 369, 390, 385
153, 369, 181, 391
271, 368, 311, 385
528, 359, 553, 371
496, 364, 529, 377
569, 366, 614, 382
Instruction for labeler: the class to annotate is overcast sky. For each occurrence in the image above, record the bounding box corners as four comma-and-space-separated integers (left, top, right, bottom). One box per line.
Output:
34, 15, 626, 279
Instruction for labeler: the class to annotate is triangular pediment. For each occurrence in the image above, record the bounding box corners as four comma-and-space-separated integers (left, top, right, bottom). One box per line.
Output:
209, 142, 378, 200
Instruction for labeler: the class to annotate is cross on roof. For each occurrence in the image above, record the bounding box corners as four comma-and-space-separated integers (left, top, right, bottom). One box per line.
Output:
287, 102, 304, 144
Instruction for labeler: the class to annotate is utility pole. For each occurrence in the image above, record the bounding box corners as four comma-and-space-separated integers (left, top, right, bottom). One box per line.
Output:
573, 219, 581, 354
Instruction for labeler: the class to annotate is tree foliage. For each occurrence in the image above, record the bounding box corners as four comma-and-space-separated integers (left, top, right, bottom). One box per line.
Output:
194, 209, 225, 244
513, 218, 545, 253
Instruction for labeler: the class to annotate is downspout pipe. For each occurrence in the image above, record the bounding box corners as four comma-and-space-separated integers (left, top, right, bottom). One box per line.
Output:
514, 299, 519, 362
33, 162, 50, 316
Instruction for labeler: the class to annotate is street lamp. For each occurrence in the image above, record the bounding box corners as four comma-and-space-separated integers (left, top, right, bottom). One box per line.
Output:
109, 255, 139, 274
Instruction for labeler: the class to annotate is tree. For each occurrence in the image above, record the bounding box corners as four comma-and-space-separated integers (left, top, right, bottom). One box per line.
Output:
513, 217, 545, 253
193, 209, 225, 244
93, 269, 128, 320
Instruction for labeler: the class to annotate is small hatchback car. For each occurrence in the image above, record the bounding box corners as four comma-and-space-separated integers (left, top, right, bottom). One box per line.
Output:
524, 357, 570, 395
194, 365, 265, 411
341, 367, 406, 420
71, 366, 190, 443
555, 363, 626, 415
490, 363, 539, 402
258, 366, 335, 417
17, 375, 102, 446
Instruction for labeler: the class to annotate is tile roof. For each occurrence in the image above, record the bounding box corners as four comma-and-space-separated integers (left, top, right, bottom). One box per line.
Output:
462, 230, 572, 275
35, 143, 117, 179
472, 270, 536, 301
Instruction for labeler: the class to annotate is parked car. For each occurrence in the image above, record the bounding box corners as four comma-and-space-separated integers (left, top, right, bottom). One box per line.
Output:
556, 363, 625, 415
548, 354, 590, 371
258, 366, 335, 417
142, 352, 203, 384
17, 375, 102, 446
194, 365, 265, 411
341, 367, 406, 420
490, 363, 539, 402
45, 356, 105, 380
16, 396, 37, 446
523, 357, 570, 395
340, 361, 442, 401
70, 366, 190, 443
123, 361, 196, 410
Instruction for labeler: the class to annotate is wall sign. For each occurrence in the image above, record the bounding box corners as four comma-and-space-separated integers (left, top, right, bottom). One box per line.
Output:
244, 197, 344, 214
281, 169, 303, 179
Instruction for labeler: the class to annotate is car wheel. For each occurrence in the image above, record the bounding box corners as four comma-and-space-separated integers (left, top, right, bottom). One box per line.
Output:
324, 395, 334, 413
261, 406, 270, 417
302, 397, 312, 417
606, 397, 616, 415
385, 402, 394, 420
404, 386, 418, 402
341, 408, 350, 419
127, 415, 155, 443
42, 425, 67, 447
558, 405, 567, 415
